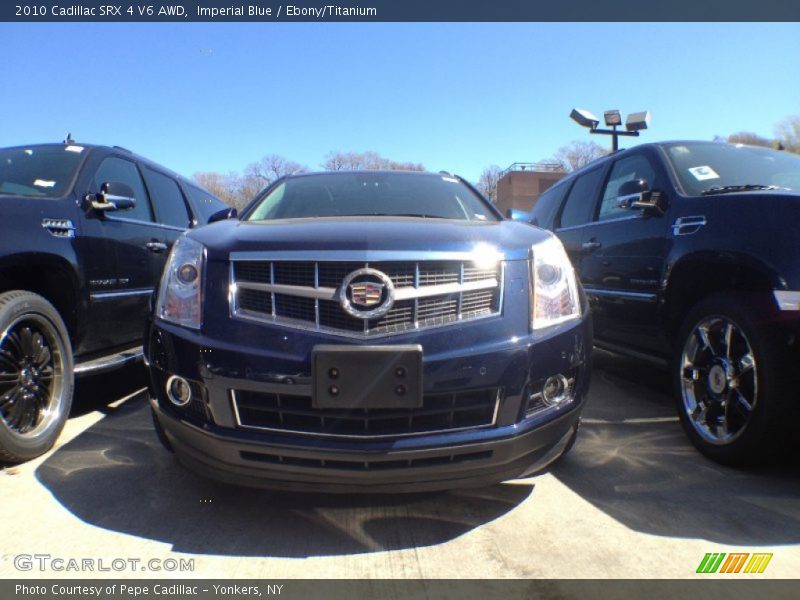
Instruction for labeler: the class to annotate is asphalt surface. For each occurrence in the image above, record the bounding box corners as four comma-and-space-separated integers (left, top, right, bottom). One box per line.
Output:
1, 350, 799, 579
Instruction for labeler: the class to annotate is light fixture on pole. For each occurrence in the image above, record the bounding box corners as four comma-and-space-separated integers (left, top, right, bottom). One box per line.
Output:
569, 108, 650, 151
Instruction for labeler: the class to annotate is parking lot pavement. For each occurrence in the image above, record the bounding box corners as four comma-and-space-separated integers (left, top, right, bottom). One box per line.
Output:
1, 351, 799, 579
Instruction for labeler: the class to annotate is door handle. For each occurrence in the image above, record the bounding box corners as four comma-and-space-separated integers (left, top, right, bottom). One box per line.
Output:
581, 240, 602, 252
146, 241, 168, 253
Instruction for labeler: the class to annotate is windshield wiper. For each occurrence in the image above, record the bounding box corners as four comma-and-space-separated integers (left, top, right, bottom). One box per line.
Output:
348, 213, 451, 219
701, 184, 780, 195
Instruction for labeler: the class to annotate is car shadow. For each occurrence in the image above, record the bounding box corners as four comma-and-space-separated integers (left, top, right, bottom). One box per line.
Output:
36, 373, 532, 557
70, 362, 149, 417
551, 350, 800, 545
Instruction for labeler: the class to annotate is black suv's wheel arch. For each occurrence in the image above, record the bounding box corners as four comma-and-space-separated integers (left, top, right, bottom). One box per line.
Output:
663, 253, 778, 345
0, 257, 82, 351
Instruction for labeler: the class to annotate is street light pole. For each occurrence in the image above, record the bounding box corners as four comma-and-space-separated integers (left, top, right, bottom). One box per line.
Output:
569, 109, 650, 151
589, 125, 639, 152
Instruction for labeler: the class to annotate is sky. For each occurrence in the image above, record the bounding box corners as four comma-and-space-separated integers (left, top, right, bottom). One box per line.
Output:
2, 22, 799, 181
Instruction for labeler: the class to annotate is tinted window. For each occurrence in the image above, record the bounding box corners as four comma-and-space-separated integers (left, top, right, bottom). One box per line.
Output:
142, 167, 190, 228
530, 180, 569, 229
598, 154, 657, 221
558, 168, 604, 229
93, 157, 153, 222
246, 172, 498, 222
0, 145, 84, 198
185, 184, 229, 223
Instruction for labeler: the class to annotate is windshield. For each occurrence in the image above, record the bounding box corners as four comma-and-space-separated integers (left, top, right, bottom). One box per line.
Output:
245, 172, 499, 222
664, 142, 800, 196
0, 144, 85, 198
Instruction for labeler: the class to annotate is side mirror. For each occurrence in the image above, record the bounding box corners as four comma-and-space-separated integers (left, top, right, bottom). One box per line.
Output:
615, 179, 666, 216
505, 208, 529, 222
86, 182, 136, 212
208, 207, 238, 224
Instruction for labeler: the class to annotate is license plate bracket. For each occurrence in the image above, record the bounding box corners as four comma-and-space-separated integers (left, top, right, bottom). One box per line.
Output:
312, 344, 423, 409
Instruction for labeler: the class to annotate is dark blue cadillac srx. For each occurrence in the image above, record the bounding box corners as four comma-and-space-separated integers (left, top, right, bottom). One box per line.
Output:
145, 171, 592, 491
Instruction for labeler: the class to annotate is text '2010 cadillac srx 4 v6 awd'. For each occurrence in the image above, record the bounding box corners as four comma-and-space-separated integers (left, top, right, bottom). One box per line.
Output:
144, 171, 592, 492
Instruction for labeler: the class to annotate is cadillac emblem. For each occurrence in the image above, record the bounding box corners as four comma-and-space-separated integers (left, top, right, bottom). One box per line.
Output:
339, 268, 395, 319
350, 281, 384, 307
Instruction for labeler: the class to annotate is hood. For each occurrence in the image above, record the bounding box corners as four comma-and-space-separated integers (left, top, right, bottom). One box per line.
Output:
189, 217, 550, 262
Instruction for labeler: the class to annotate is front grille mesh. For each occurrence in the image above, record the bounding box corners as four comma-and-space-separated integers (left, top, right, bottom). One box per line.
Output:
240, 449, 493, 471
233, 388, 500, 438
231, 259, 502, 336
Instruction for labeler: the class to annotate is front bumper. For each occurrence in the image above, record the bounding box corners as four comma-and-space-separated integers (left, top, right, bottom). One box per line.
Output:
146, 310, 591, 492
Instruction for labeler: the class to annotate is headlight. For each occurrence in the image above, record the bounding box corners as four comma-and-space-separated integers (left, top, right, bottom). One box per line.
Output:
155, 235, 204, 329
530, 235, 581, 330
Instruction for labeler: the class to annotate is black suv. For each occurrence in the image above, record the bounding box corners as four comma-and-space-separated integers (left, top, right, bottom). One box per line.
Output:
0, 141, 229, 462
530, 141, 800, 465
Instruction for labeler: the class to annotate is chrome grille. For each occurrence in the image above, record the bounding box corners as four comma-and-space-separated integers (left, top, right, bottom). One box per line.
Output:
231, 256, 503, 337
232, 388, 501, 438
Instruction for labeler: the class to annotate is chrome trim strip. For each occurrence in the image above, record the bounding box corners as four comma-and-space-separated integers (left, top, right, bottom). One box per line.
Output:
234, 275, 499, 305
584, 287, 657, 302
230, 250, 506, 262
104, 216, 187, 232
90, 288, 154, 300
231, 307, 502, 339
230, 389, 500, 440
398, 279, 500, 301
594, 341, 669, 367
236, 281, 338, 300
457, 262, 464, 318
74, 347, 143, 375
556, 214, 645, 234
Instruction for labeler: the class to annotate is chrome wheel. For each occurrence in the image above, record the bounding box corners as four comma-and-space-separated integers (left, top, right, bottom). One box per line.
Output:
0, 315, 67, 439
679, 316, 757, 445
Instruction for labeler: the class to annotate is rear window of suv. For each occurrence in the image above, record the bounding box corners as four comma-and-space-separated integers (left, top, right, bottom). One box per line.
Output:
0, 145, 85, 198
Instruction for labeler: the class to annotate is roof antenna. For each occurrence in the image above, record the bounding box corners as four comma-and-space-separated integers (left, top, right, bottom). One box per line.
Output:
64, 133, 74, 144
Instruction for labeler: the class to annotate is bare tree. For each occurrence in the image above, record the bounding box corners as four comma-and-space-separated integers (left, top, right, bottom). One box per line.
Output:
194, 154, 307, 210
242, 154, 306, 200
775, 115, 800, 154
322, 151, 425, 172
726, 132, 774, 148
192, 171, 246, 209
551, 140, 609, 172
477, 165, 502, 203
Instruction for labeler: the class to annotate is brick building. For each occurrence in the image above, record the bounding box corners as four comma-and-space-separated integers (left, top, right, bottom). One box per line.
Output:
495, 162, 565, 215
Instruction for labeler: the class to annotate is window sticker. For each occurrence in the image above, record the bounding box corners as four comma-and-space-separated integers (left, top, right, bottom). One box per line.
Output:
688, 166, 720, 181
65, 145, 85, 153
33, 179, 56, 188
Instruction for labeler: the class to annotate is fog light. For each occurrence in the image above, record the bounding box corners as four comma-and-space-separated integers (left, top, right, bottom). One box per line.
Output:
542, 374, 570, 407
166, 375, 192, 407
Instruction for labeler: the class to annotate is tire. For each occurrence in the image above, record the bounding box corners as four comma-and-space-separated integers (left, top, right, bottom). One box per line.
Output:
0, 290, 74, 463
673, 293, 792, 466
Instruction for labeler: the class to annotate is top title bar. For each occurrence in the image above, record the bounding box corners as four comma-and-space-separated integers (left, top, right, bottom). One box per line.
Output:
3, 0, 800, 22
